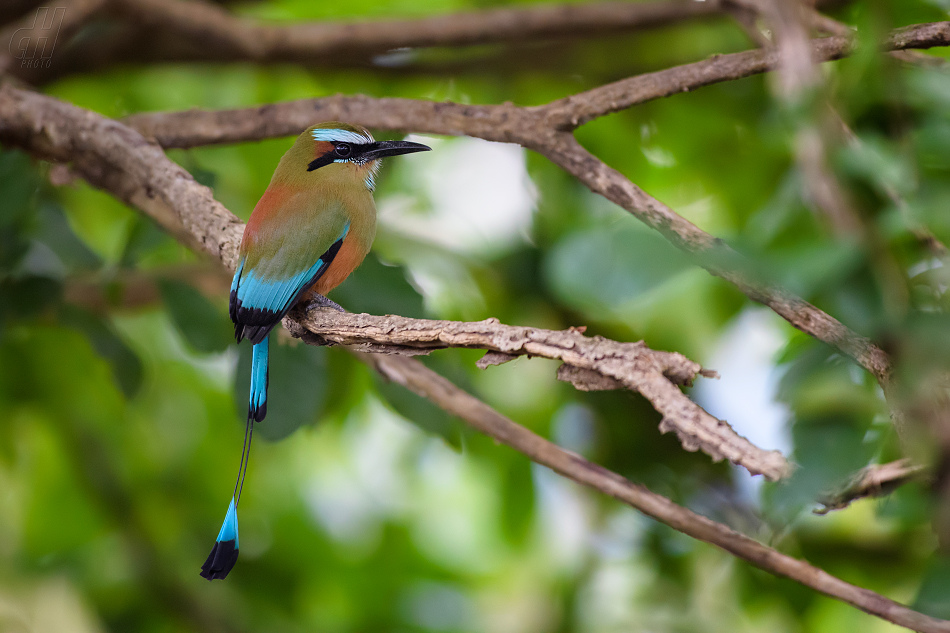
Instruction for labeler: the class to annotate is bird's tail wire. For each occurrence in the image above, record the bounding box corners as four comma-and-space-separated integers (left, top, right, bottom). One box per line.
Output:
233, 414, 253, 506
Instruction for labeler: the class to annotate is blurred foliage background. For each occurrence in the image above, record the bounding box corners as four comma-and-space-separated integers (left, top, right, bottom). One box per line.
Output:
3, 0, 950, 631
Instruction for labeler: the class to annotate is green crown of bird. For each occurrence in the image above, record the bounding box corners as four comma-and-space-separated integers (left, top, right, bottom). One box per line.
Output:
201, 122, 430, 580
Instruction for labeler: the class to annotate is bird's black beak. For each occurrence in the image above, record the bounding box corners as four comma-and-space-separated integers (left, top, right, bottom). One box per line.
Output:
360, 140, 431, 160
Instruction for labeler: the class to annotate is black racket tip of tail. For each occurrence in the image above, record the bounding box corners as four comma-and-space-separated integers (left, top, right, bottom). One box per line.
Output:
201, 418, 252, 581
200, 539, 239, 580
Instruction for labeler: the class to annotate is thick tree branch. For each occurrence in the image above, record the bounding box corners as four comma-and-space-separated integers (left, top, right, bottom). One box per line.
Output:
8, 0, 731, 85
126, 95, 531, 149
0, 1, 44, 28
0, 87, 245, 267
285, 307, 789, 480
62, 260, 781, 480
111, 0, 725, 61
1, 84, 946, 633
890, 21, 950, 50
5, 0, 884, 86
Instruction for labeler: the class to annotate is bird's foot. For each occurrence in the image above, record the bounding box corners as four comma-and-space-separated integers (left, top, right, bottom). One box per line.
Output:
307, 293, 345, 313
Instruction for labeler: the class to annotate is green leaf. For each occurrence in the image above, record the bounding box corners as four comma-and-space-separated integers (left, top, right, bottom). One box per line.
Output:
158, 279, 232, 354
0, 149, 39, 230
332, 253, 425, 318
120, 216, 170, 268
32, 203, 101, 272
0, 149, 39, 272
763, 421, 872, 523
544, 224, 693, 314
0, 276, 61, 326
59, 304, 143, 397
914, 556, 950, 619
838, 133, 915, 199
499, 457, 535, 545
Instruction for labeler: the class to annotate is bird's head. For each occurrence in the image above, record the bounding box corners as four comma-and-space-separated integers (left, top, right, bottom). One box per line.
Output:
291, 122, 430, 191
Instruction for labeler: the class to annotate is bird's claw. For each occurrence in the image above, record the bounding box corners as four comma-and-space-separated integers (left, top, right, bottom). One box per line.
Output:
307, 293, 345, 313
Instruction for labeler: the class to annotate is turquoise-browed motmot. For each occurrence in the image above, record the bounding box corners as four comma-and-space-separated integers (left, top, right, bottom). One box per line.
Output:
201, 122, 430, 580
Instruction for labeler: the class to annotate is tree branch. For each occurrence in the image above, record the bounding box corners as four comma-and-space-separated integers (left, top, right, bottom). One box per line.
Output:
890, 21, 950, 50
284, 307, 789, 480
2, 83, 947, 633
535, 34, 852, 130
8, 0, 732, 84
112, 0, 726, 61
816, 459, 929, 514
63, 263, 231, 312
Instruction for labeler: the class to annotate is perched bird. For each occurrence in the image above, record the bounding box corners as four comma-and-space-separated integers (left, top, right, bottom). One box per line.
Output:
201, 122, 430, 580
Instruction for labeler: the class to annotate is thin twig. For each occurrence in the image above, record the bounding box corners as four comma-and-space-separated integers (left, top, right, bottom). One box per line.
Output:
889, 49, 948, 67
816, 459, 929, 514
764, 0, 862, 235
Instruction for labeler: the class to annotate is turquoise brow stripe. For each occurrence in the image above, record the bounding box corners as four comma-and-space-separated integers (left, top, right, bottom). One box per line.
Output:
311, 129, 373, 144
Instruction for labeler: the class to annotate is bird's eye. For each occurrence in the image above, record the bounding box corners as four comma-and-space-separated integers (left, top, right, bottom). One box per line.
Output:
334, 143, 352, 158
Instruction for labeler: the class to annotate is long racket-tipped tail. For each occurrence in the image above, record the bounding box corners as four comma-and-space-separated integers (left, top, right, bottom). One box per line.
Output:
201, 414, 253, 580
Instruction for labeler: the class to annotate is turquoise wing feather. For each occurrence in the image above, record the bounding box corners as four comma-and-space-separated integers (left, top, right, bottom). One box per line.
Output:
230, 202, 349, 344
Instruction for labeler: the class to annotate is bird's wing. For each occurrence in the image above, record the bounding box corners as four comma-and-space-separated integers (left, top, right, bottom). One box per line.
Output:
230, 196, 349, 344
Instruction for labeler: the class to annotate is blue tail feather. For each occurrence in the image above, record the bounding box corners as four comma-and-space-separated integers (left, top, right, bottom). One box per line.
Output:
200, 498, 239, 580
250, 336, 269, 422
202, 396, 255, 580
